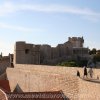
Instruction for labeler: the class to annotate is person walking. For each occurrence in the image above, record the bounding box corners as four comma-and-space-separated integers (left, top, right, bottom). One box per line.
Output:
77, 70, 80, 77
88, 68, 93, 78
83, 66, 88, 78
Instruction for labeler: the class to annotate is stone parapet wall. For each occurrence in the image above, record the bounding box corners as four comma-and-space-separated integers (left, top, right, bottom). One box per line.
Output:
78, 78, 100, 100
6, 64, 100, 100
7, 65, 79, 100
14, 64, 100, 78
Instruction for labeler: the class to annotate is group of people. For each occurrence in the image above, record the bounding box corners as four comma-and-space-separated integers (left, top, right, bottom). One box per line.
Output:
77, 66, 93, 78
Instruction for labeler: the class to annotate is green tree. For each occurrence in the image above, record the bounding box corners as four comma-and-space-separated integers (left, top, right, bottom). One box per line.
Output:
93, 53, 100, 63
89, 48, 96, 55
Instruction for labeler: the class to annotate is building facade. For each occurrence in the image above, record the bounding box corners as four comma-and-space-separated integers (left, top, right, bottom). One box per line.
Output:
14, 37, 89, 65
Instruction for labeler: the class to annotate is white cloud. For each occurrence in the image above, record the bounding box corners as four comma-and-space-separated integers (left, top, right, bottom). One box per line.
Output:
20, 4, 100, 17
0, 22, 32, 32
82, 15, 99, 23
0, 2, 15, 16
0, 22, 45, 33
0, 1, 100, 19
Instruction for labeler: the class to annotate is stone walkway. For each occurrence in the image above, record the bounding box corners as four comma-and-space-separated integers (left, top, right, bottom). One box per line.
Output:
80, 77, 100, 84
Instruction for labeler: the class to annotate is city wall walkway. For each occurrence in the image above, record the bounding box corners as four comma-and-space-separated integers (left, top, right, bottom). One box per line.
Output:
6, 64, 100, 100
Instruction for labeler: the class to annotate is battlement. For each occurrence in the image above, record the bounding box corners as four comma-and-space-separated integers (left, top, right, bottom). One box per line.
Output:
68, 37, 84, 41
68, 37, 84, 47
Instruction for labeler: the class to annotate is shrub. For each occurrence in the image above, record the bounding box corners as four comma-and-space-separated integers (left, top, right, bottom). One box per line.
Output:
57, 60, 88, 67
57, 61, 78, 67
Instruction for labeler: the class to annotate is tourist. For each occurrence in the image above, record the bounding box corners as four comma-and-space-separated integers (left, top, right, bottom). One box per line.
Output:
77, 70, 80, 77
88, 68, 93, 78
83, 66, 87, 78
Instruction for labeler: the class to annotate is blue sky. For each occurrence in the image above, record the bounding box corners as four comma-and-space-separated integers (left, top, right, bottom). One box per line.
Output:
0, 0, 100, 55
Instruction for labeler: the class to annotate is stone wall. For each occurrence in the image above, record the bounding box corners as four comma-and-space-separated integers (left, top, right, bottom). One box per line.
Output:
40, 45, 52, 63
14, 37, 89, 65
0, 57, 10, 75
78, 78, 100, 100
14, 42, 40, 64
68, 37, 84, 47
6, 64, 100, 100
7, 64, 79, 100
12, 64, 100, 78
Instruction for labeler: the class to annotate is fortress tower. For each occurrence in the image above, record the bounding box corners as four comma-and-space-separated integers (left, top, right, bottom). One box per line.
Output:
14, 41, 40, 64
68, 37, 84, 48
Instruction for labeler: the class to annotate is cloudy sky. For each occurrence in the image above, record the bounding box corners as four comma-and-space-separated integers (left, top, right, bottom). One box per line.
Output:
0, 0, 100, 55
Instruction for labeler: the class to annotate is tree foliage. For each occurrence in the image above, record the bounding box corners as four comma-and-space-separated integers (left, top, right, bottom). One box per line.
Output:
93, 53, 100, 62
57, 60, 88, 67
89, 48, 96, 55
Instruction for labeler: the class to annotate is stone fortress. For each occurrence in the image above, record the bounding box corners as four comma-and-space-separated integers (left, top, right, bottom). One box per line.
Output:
14, 37, 89, 65
1, 37, 100, 100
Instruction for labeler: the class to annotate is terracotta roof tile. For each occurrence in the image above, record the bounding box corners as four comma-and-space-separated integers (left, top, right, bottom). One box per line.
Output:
0, 89, 7, 100
6, 91, 69, 100
0, 80, 11, 92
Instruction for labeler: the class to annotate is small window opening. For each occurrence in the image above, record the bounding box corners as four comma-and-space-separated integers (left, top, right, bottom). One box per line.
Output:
25, 49, 29, 54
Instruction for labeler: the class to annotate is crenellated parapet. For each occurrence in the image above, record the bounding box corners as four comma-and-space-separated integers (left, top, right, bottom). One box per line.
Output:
68, 37, 84, 47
